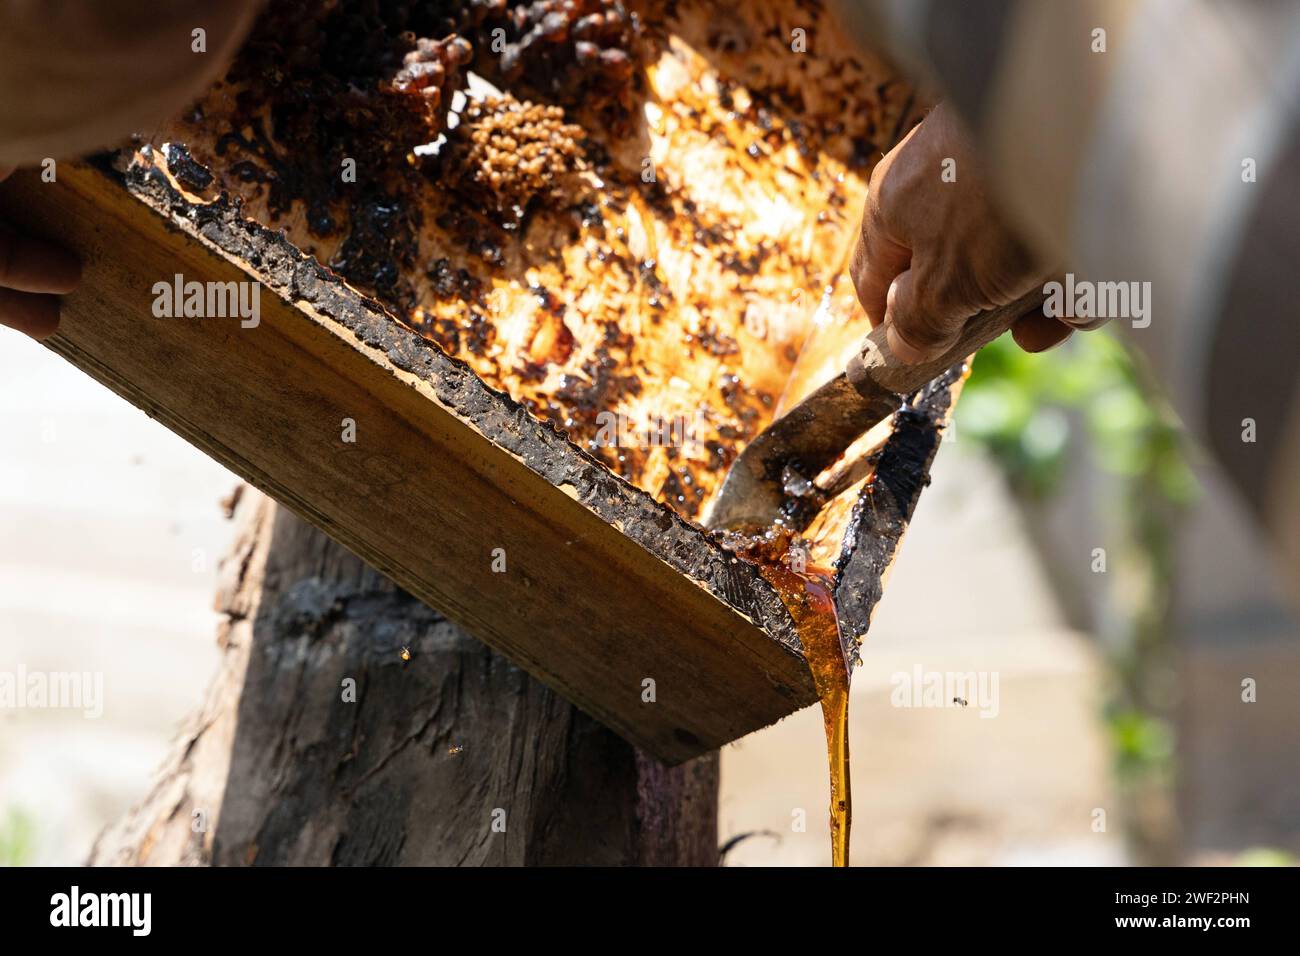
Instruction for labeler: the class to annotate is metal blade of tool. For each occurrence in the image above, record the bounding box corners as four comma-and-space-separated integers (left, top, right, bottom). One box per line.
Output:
705, 286, 1046, 532
705, 371, 900, 531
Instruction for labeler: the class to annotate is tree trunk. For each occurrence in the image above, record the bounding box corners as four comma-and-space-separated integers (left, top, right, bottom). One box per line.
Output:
89, 490, 718, 866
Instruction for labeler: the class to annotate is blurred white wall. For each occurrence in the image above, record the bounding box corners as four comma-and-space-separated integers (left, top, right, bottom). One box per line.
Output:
0, 329, 237, 864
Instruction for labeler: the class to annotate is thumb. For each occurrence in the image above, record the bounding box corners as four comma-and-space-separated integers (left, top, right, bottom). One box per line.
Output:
882, 269, 965, 364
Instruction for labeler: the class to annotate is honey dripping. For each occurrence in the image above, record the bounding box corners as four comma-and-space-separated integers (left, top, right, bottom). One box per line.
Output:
720, 526, 851, 867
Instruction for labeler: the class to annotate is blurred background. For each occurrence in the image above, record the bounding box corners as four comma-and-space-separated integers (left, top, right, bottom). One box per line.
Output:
2, 325, 1296, 866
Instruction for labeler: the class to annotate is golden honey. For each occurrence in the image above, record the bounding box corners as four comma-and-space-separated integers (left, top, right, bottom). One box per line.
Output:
722, 528, 851, 866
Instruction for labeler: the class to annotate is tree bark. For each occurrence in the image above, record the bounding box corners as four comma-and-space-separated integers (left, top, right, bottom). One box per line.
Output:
89, 490, 717, 866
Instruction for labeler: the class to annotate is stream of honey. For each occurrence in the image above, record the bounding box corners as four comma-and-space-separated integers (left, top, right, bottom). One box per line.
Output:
722, 529, 852, 866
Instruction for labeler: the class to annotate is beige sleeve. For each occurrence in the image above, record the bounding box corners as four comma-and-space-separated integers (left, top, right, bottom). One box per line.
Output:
0, 0, 261, 166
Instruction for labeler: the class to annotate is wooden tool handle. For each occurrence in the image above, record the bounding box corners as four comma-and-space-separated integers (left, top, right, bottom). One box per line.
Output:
846, 286, 1047, 397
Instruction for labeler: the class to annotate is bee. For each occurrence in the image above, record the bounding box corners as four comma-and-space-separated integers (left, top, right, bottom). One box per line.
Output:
952, 696, 968, 708
400, 645, 412, 667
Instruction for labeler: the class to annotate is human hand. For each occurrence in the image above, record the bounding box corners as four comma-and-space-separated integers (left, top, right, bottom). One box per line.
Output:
851, 103, 1101, 363
0, 166, 82, 339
